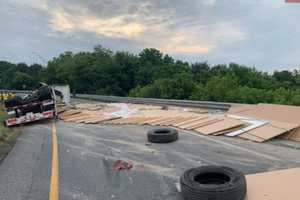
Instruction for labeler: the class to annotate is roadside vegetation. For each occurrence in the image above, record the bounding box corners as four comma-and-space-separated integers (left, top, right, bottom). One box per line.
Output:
0, 45, 300, 105
0, 106, 21, 161
0, 107, 8, 141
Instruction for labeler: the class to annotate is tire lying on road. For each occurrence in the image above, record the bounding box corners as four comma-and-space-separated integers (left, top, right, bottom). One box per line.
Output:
147, 128, 178, 143
180, 165, 247, 200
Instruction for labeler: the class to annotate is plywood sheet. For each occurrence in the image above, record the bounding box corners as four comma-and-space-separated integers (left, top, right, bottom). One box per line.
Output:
195, 118, 245, 135
246, 168, 300, 200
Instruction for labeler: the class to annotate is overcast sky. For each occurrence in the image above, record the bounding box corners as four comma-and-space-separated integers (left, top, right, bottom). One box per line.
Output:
0, 0, 299, 71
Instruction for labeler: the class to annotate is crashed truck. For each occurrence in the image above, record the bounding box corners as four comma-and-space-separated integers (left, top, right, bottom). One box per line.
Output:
3, 85, 69, 126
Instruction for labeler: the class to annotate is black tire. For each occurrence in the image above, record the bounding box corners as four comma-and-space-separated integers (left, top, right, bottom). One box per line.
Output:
147, 128, 178, 143
36, 87, 52, 101
180, 166, 247, 200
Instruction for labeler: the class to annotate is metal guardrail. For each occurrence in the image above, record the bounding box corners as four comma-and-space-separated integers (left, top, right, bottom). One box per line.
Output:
75, 94, 232, 110
0, 89, 32, 94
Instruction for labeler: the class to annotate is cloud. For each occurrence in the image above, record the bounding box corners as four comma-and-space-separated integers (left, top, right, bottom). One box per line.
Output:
1, 0, 300, 70
50, 9, 74, 32
8, 0, 49, 10
49, 8, 145, 38
160, 32, 214, 54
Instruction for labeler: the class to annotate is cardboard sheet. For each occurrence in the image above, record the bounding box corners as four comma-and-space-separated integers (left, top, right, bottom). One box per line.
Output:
164, 117, 195, 126
188, 118, 225, 130
246, 168, 300, 200
289, 129, 300, 141
160, 117, 187, 126
195, 118, 245, 135
239, 125, 287, 142
179, 117, 222, 129
173, 117, 206, 127
281, 128, 300, 142
230, 103, 300, 125
229, 104, 300, 142
238, 132, 266, 142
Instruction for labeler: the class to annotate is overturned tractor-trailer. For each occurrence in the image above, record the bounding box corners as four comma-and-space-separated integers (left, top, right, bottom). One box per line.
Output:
3, 86, 62, 126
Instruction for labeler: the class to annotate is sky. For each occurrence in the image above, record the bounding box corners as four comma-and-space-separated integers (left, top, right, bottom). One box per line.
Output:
0, 0, 299, 71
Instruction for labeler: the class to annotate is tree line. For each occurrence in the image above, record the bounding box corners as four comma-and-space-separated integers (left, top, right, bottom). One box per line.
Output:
0, 45, 300, 105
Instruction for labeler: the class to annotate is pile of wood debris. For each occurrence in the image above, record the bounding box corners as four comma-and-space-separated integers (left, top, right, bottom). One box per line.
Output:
59, 103, 300, 143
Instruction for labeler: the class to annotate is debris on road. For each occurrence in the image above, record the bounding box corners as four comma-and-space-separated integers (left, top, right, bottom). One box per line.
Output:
180, 165, 247, 200
147, 128, 178, 143
59, 102, 300, 143
229, 103, 300, 142
245, 168, 300, 200
113, 160, 133, 171
179, 165, 300, 200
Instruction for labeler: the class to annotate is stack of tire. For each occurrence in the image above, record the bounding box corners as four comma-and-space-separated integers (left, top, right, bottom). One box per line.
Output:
4, 86, 53, 108
4, 96, 23, 108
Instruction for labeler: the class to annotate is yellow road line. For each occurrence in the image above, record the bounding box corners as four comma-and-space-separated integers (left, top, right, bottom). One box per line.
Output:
49, 123, 59, 200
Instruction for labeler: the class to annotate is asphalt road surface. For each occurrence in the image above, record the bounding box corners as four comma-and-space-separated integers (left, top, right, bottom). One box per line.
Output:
0, 121, 299, 200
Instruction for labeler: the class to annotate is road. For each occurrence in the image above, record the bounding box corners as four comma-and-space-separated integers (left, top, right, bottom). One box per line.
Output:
0, 121, 299, 200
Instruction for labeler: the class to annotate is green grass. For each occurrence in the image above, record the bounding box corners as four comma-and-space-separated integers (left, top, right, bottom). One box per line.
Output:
0, 106, 21, 162
0, 107, 8, 141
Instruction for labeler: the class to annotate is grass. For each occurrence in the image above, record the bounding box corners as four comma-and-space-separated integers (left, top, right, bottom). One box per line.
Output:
0, 105, 22, 162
